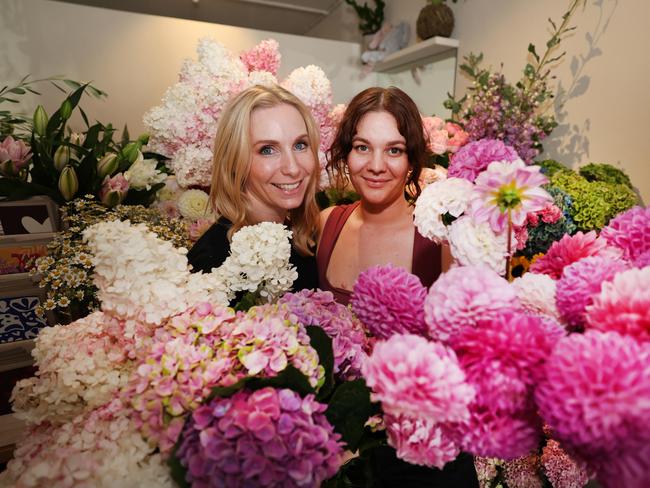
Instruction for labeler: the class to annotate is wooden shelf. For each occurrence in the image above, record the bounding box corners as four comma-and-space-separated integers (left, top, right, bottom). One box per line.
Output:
374, 36, 459, 72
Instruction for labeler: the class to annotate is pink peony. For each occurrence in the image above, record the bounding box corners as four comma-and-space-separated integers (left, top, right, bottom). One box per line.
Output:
448, 138, 519, 182
530, 231, 621, 279
362, 334, 475, 422
541, 439, 590, 488
468, 159, 552, 233
585, 266, 650, 342
239, 39, 281, 76
556, 256, 628, 329
351, 265, 427, 339
535, 331, 650, 474
0, 135, 31, 175
424, 265, 520, 342
599, 205, 650, 261
385, 414, 460, 469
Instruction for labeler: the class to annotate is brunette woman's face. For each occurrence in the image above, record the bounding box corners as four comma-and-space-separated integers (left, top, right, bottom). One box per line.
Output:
347, 110, 410, 208
245, 103, 316, 223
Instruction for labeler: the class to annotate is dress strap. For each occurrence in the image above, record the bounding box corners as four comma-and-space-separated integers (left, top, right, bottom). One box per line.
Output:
412, 229, 442, 288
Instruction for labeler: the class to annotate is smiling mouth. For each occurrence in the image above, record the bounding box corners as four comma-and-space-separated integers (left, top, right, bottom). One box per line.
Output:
272, 180, 302, 191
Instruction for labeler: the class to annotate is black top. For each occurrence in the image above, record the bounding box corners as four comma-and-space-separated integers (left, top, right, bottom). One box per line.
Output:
187, 219, 318, 292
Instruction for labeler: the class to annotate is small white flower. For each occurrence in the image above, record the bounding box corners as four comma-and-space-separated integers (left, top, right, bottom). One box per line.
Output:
177, 189, 212, 221
124, 154, 166, 190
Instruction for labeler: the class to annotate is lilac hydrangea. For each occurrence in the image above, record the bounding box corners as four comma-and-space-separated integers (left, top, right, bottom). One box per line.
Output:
351, 264, 428, 339
278, 289, 369, 380
176, 387, 344, 487
447, 138, 519, 182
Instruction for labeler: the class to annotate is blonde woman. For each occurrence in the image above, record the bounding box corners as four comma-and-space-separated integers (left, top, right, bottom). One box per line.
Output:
188, 85, 320, 291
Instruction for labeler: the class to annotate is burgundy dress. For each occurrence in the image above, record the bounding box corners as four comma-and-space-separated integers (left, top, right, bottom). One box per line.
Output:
317, 202, 442, 305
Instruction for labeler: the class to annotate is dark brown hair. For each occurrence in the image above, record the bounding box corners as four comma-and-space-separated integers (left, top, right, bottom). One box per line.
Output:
327, 86, 428, 200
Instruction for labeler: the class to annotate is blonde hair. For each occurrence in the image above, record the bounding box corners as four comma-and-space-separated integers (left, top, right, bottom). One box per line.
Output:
209, 84, 320, 256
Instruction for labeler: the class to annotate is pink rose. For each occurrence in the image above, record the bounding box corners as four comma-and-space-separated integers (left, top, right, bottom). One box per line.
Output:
429, 130, 450, 155
0, 136, 32, 175
99, 173, 129, 207
445, 122, 469, 153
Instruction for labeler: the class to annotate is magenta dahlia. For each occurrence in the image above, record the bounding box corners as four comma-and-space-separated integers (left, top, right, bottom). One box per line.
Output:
556, 256, 628, 329
385, 414, 460, 469
633, 249, 650, 268
278, 289, 369, 380
351, 265, 427, 339
176, 387, 344, 487
535, 331, 650, 465
530, 231, 621, 279
599, 205, 650, 261
424, 265, 520, 342
585, 266, 650, 342
362, 334, 475, 422
594, 443, 650, 488
448, 138, 519, 182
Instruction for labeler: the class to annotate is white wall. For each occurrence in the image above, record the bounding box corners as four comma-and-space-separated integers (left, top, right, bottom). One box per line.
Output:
310, 0, 650, 202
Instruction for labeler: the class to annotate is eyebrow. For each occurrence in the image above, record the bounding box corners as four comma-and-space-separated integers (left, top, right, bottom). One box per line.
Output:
253, 134, 309, 145
352, 136, 406, 146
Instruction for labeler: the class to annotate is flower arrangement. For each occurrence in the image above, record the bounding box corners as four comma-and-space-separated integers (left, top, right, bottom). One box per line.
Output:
144, 38, 340, 188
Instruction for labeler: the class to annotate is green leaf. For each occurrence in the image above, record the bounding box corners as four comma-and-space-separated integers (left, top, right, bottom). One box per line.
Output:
325, 380, 375, 451
167, 445, 190, 488
306, 325, 335, 401
8, 87, 26, 95
524, 63, 536, 78
233, 291, 257, 312
0, 177, 61, 202
63, 79, 81, 90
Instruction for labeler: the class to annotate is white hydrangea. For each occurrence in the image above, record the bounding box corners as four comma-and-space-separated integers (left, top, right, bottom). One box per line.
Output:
281, 65, 332, 123
448, 216, 510, 276
511, 272, 561, 320
177, 188, 212, 221
123, 154, 166, 190
172, 145, 215, 188
246, 70, 278, 87
414, 177, 474, 243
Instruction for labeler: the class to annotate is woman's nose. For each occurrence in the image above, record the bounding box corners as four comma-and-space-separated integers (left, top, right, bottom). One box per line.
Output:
280, 149, 301, 176
367, 150, 386, 173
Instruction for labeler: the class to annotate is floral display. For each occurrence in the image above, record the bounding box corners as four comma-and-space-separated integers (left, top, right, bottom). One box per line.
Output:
424, 265, 520, 342
176, 188, 213, 220
278, 289, 369, 380
350, 264, 427, 339
599, 205, 650, 261
176, 387, 344, 487
421, 116, 469, 156
145, 38, 339, 188
511, 272, 560, 321
447, 216, 512, 274
447, 138, 519, 182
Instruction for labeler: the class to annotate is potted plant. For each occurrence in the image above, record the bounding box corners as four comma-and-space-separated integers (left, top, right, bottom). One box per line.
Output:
344, 0, 386, 49
416, 0, 457, 40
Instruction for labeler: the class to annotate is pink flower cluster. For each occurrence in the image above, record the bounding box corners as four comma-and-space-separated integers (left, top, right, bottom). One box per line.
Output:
447, 138, 519, 182
600, 205, 650, 261
176, 387, 344, 487
278, 289, 369, 380
421, 116, 469, 155
351, 265, 428, 339
239, 39, 281, 76
535, 331, 650, 488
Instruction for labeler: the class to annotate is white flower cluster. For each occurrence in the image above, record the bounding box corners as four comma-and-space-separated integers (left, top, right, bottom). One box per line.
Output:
281, 65, 332, 118
447, 216, 511, 275
123, 153, 166, 190
414, 177, 474, 243
11, 312, 138, 425
177, 188, 213, 221
220, 221, 298, 300
511, 272, 561, 321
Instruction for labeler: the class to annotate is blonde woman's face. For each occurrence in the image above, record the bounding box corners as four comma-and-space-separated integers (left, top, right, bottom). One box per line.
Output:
245, 104, 316, 223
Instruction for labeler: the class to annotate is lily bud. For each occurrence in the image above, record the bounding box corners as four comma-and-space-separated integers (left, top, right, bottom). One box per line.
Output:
0, 160, 16, 177
121, 142, 141, 164
97, 153, 118, 179
53, 145, 71, 172
60, 99, 73, 121
58, 166, 79, 201
137, 133, 150, 145
69, 132, 85, 147
33, 105, 48, 137
99, 173, 129, 208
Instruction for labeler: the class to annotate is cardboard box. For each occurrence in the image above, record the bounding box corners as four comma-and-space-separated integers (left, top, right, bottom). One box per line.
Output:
0, 233, 55, 275
0, 196, 60, 236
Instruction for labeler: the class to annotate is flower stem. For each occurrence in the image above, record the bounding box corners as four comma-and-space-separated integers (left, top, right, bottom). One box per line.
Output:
505, 208, 513, 281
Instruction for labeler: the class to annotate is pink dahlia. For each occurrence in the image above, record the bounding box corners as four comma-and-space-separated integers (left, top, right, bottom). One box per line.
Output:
351, 264, 427, 339
278, 289, 369, 380
239, 39, 281, 76
594, 444, 650, 488
448, 138, 519, 182
585, 266, 650, 342
556, 256, 628, 329
535, 331, 650, 464
424, 265, 520, 343
385, 414, 460, 469
511, 272, 561, 321
468, 159, 552, 233
600, 205, 650, 261
176, 387, 344, 487
633, 249, 650, 268
541, 439, 590, 488
530, 231, 621, 279
362, 334, 475, 422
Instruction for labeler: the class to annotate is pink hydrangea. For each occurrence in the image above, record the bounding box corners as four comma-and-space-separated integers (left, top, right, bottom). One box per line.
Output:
541, 439, 590, 488
530, 231, 621, 279
585, 267, 650, 342
362, 334, 475, 422
385, 414, 460, 469
176, 388, 344, 487
600, 205, 650, 261
278, 289, 369, 380
351, 265, 427, 339
239, 39, 281, 76
535, 332, 650, 469
424, 265, 520, 342
448, 138, 519, 182
556, 256, 628, 329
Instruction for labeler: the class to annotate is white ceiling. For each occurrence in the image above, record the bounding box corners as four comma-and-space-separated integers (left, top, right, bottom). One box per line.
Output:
51, 0, 341, 35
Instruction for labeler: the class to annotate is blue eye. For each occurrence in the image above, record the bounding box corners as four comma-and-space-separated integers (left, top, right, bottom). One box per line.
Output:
294, 141, 308, 151
259, 145, 274, 155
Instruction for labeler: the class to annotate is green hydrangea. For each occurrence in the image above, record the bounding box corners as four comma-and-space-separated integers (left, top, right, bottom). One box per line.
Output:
579, 162, 634, 189
550, 169, 639, 232
536, 159, 567, 177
